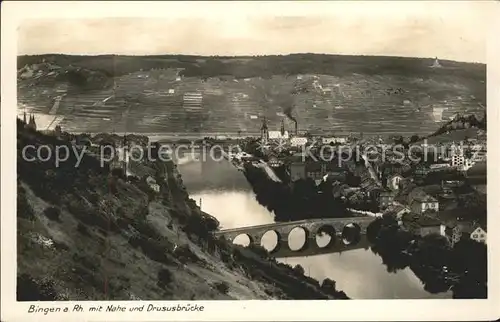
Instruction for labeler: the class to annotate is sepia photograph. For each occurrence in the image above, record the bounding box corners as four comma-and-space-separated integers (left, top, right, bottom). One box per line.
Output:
2, 1, 500, 321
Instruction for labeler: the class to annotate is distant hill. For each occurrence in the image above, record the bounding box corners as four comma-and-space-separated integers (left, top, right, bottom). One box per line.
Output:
18, 60, 111, 90
18, 53, 486, 81
17, 54, 486, 136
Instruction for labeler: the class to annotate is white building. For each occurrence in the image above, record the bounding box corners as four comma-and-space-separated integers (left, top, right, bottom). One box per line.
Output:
451, 147, 465, 168
268, 130, 289, 140
387, 174, 404, 191
432, 107, 446, 122
429, 163, 451, 170
408, 189, 439, 214
410, 195, 439, 214
290, 137, 308, 147
442, 223, 487, 245
322, 137, 348, 145
149, 183, 160, 192
430, 57, 442, 68
470, 226, 487, 244
146, 176, 161, 192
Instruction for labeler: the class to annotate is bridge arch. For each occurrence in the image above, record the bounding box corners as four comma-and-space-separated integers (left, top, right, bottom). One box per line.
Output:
232, 233, 253, 247
341, 223, 362, 245
260, 230, 281, 253
287, 226, 310, 251
315, 225, 337, 248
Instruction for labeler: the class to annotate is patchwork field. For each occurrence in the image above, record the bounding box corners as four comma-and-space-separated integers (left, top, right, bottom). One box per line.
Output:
17, 54, 486, 137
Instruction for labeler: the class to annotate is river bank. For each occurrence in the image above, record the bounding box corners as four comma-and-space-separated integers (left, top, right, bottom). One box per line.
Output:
242, 162, 366, 222
367, 215, 487, 298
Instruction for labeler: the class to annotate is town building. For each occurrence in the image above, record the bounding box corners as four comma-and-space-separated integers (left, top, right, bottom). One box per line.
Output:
403, 215, 442, 236
394, 205, 411, 220
416, 220, 442, 236
379, 190, 396, 209
268, 154, 283, 168
429, 162, 451, 171
384, 203, 410, 220
441, 222, 487, 245
260, 118, 269, 146
448, 145, 476, 171
408, 188, 439, 214
290, 137, 308, 147
146, 176, 161, 193
290, 162, 306, 181
441, 224, 462, 246
413, 218, 442, 236
471, 151, 487, 163
470, 226, 487, 244
289, 160, 346, 184
414, 164, 430, 179
441, 180, 465, 189
268, 130, 290, 140
387, 173, 404, 191
322, 137, 348, 145
324, 170, 347, 182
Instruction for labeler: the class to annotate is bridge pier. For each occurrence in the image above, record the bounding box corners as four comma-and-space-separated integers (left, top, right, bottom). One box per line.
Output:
248, 233, 262, 247
274, 236, 291, 253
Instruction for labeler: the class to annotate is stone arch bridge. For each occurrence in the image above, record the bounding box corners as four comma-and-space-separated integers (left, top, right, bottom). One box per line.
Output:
213, 216, 377, 258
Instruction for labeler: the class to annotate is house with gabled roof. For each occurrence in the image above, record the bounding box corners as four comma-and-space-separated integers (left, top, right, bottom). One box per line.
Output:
408, 188, 439, 214
440, 221, 487, 245
467, 225, 487, 244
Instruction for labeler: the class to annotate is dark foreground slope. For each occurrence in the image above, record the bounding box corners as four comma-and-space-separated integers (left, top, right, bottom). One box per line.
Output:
16, 121, 348, 300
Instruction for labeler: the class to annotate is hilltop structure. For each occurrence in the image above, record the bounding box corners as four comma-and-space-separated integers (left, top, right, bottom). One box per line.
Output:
430, 57, 442, 68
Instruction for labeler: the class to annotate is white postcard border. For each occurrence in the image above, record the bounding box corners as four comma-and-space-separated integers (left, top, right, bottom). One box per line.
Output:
2, 1, 500, 321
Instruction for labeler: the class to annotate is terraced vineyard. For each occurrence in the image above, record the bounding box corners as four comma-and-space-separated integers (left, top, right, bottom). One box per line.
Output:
17, 55, 486, 137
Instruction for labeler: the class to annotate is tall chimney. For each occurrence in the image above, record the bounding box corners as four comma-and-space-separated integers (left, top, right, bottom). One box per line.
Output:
294, 120, 298, 135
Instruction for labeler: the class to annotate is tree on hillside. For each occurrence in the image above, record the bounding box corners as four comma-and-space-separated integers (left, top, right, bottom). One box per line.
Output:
321, 278, 337, 292
409, 135, 420, 143
416, 234, 451, 268
293, 264, 305, 276
393, 136, 404, 146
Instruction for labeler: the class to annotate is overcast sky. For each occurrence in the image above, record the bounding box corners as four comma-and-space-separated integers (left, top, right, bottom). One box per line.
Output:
15, 1, 496, 63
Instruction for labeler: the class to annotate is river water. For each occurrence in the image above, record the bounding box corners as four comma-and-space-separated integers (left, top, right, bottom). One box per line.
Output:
176, 153, 452, 299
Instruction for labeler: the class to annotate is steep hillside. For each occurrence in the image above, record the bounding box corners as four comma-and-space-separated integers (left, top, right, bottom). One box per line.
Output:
422, 112, 486, 145
16, 121, 348, 300
17, 54, 486, 136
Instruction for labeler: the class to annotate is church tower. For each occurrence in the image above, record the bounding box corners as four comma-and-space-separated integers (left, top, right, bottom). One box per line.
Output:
27, 114, 37, 131
260, 117, 269, 145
